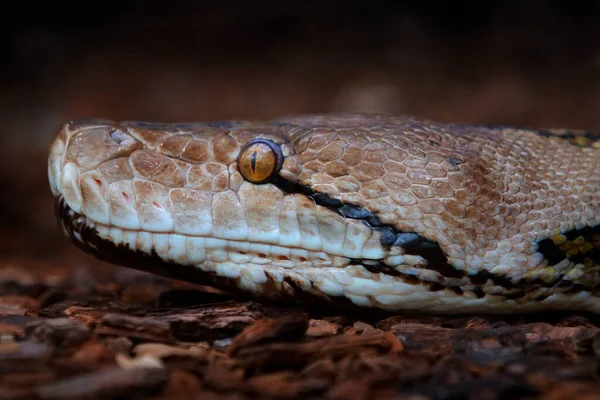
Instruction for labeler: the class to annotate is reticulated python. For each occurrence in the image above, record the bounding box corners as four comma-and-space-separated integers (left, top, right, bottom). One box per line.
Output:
47, 113, 600, 314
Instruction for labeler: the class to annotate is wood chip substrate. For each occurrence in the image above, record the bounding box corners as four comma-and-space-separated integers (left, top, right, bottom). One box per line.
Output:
1, 264, 600, 400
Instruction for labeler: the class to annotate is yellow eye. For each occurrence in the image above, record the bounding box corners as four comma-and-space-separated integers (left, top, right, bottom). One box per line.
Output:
237, 139, 283, 184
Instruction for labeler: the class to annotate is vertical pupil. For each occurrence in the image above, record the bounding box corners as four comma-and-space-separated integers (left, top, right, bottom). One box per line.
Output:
251, 151, 257, 172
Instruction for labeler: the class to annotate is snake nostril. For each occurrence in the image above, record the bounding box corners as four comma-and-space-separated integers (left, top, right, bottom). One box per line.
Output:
94, 179, 103, 188
110, 129, 129, 145
152, 201, 161, 209
122, 192, 130, 202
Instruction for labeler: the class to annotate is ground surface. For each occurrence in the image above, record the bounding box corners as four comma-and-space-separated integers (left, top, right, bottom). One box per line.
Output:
2, 2, 600, 399
3, 265, 600, 400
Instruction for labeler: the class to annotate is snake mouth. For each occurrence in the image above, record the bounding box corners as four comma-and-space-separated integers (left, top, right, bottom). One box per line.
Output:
54, 194, 281, 295
54, 193, 367, 269
54, 194, 378, 287
54, 194, 428, 310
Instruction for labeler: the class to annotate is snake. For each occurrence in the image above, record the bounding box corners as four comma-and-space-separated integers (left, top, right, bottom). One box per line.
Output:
47, 113, 600, 314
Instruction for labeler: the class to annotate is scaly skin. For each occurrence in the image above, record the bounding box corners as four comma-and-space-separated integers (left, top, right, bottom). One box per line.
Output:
48, 113, 600, 314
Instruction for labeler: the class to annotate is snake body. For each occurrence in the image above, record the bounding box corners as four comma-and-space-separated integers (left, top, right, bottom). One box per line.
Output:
48, 113, 600, 314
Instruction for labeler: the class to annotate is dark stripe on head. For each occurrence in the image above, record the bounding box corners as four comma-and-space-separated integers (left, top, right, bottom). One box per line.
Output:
272, 176, 461, 276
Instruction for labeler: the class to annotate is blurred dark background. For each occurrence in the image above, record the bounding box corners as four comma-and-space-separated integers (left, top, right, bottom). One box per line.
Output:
1, 0, 600, 268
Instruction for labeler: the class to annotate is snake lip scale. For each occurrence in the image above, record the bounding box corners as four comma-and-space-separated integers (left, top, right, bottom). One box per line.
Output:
48, 113, 600, 314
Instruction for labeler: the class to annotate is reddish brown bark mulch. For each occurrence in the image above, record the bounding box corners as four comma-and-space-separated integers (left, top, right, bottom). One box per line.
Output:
2, 263, 600, 400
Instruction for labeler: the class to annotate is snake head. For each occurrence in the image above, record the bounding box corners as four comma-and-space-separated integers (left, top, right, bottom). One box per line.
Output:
48, 117, 402, 306
48, 114, 600, 313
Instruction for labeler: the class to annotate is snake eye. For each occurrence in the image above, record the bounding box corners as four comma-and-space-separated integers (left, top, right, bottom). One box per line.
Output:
237, 139, 283, 184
